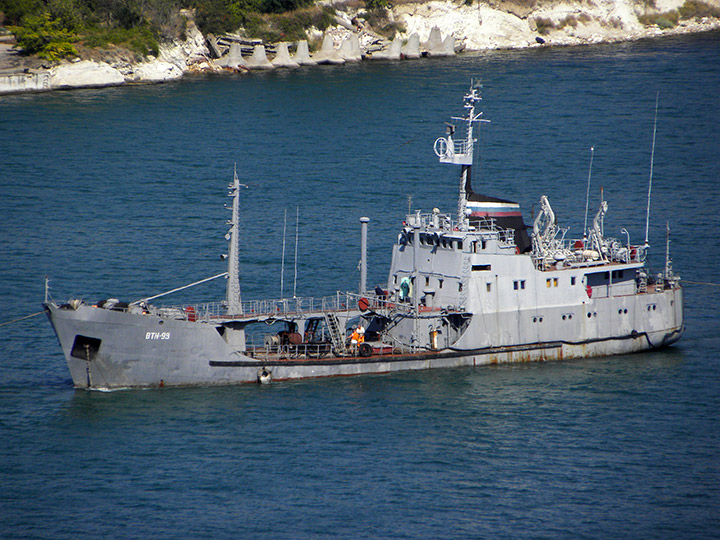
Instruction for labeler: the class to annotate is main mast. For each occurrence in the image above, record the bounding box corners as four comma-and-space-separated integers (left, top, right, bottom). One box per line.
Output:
226, 167, 245, 315
433, 81, 489, 231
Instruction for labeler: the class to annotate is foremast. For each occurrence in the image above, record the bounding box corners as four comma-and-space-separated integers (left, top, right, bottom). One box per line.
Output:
226, 167, 245, 315
433, 81, 489, 232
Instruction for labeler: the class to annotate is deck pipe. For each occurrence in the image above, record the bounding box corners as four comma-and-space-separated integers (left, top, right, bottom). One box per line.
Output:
360, 217, 369, 294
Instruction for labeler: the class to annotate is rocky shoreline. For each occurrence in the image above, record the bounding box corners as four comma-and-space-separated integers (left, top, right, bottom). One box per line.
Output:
1, 0, 719, 95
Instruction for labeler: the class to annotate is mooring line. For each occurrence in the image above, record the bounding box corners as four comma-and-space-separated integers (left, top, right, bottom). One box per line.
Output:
0, 310, 46, 327
683, 280, 720, 287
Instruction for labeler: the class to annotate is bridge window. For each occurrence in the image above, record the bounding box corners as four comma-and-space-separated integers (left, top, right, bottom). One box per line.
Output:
473, 264, 491, 272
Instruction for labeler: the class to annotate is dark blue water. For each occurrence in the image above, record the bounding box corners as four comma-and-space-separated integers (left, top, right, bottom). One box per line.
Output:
1, 32, 719, 539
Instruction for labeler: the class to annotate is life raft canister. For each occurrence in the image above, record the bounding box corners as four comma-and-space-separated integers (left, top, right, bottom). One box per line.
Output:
185, 306, 197, 322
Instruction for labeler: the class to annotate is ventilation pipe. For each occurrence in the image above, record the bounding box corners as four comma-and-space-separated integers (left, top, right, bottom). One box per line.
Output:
359, 217, 370, 294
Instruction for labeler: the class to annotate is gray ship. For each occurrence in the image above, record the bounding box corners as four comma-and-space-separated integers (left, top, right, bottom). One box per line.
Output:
44, 85, 684, 389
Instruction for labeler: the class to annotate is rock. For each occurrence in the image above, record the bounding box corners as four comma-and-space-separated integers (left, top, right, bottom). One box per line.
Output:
159, 21, 210, 71
334, 14, 355, 31
226, 42, 248, 70
50, 60, 125, 89
312, 33, 345, 65
246, 45, 274, 70
130, 60, 183, 82
424, 26, 444, 53
442, 35, 456, 56
424, 27, 454, 57
292, 40, 317, 65
401, 33, 421, 59
272, 42, 299, 68
206, 34, 223, 59
371, 36, 402, 60
339, 34, 362, 62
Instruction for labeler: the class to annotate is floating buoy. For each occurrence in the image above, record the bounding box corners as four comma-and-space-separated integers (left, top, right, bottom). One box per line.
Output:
257, 367, 272, 384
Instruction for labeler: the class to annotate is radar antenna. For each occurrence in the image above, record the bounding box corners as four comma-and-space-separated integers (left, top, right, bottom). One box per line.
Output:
433, 81, 491, 231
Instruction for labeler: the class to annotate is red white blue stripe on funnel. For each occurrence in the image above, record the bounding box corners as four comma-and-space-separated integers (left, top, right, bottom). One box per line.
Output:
467, 200, 523, 218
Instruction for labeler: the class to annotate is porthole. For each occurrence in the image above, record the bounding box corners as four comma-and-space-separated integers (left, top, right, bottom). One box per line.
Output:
618, 309, 622, 315
569, 314, 573, 320
624, 309, 628, 314
562, 315, 566, 320
159, 320, 164, 325
653, 305, 656, 311
533, 317, 537, 323
539, 317, 543, 323
587, 312, 592, 318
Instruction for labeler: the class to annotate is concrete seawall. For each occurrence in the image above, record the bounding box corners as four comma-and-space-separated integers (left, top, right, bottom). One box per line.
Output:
0, 70, 51, 94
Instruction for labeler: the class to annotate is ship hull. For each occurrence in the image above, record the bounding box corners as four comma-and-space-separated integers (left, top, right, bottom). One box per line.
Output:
44, 285, 683, 390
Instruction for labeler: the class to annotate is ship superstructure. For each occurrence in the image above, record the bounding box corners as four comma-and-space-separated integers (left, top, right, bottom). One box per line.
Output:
44, 85, 684, 389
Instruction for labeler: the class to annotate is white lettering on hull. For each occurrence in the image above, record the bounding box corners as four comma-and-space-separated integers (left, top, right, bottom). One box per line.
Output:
145, 332, 170, 340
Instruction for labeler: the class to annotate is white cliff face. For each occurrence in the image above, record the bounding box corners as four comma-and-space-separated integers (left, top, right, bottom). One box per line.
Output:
159, 21, 211, 71
392, 0, 720, 51
396, 1, 535, 50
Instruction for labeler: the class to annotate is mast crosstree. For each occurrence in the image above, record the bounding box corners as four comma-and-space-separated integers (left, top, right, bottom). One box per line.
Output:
433, 81, 490, 231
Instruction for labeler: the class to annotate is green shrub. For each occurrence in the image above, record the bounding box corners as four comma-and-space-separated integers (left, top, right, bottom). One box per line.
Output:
559, 15, 577, 28
678, 0, 720, 19
534, 16, 555, 35
81, 25, 159, 56
9, 12, 78, 60
638, 10, 679, 27
234, 5, 335, 43
195, 0, 244, 35
655, 16, 676, 28
0, 0, 42, 25
314, 5, 335, 31
365, 0, 390, 9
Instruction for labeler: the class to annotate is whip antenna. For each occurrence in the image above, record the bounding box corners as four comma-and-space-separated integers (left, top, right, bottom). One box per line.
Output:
280, 208, 287, 298
583, 146, 594, 238
293, 206, 299, 298
645, 91, 659, 246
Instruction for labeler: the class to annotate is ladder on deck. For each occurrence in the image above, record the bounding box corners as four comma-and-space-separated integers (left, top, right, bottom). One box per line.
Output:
324, 313, 347, 355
